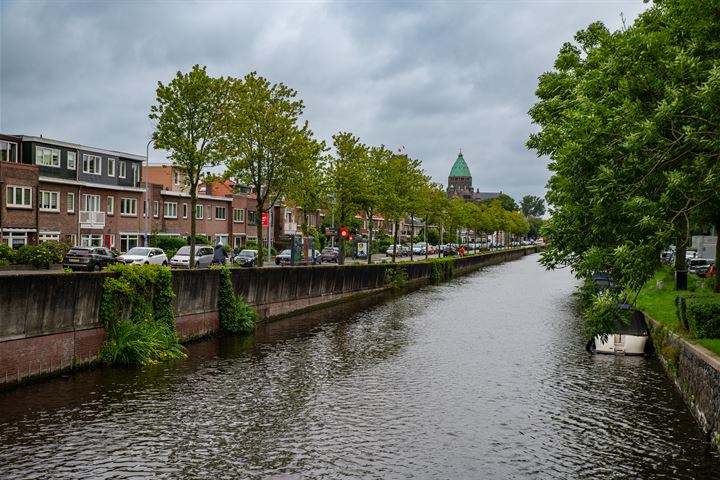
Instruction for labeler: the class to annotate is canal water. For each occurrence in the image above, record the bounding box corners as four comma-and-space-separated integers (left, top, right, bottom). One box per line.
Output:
1, 256, 719, 479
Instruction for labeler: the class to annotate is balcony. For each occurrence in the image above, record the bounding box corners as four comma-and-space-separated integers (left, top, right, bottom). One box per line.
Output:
283, 222, 298, 235
80, 211, 105, 229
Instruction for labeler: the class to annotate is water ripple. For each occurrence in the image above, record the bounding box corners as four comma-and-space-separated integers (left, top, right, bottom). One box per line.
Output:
0, 257, 719, 478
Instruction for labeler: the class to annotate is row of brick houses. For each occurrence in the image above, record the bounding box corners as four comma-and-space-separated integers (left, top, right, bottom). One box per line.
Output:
0, 134, 263, 251
1, 133, 420, 253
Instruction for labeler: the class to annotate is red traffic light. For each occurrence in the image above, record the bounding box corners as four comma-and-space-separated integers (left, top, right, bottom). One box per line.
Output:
348, 234, 354, 241
340, 227, 348, 238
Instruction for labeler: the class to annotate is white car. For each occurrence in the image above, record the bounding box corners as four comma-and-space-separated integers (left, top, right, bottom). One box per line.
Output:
117, 247, 168, 266
386, 244, 404, 256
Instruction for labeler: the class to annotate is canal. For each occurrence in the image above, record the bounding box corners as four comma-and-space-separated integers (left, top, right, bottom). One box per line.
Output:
1, 255, 719, 478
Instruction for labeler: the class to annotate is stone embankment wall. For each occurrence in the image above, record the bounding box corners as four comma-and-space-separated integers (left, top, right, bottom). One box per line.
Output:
0, 247, 534, 386
646, 317, 720, 449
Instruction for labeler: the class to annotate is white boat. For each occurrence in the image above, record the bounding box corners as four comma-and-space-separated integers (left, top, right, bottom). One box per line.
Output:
587, 304, 650, 356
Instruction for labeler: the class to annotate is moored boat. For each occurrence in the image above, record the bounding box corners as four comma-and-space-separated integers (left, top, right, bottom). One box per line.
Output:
587, 303, 650, 356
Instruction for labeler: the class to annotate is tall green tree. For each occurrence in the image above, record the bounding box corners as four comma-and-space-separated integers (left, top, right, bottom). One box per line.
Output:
528, 0, 720, 305
326, 132, 369, 265
224, 72, 313, 267
520, 195, 545, 218
361, 146, 391, 264
378, 154, 427, 263
149, 65, 230, 269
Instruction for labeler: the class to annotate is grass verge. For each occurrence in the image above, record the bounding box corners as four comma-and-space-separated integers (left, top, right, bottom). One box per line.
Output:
636, 266, 720, 357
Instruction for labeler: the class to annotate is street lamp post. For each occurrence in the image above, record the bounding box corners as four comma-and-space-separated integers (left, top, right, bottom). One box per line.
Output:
144, 138, 152, 247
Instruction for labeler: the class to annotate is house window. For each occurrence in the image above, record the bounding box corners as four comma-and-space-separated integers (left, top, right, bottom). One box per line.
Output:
107, 196, 114, 215
1, 140, 18, 162
247, 210, 256, 225
108, 157, 115, 177
66, 234, 77, 246
173, 171, 180, 185
196, 204, 203, 219
2, 232, 28, 248
206, 205, 212, 220
39, 191, 60, 211
233, 208, 244, 223
83, 154, 102, 175
81, 234, 103, 247
67, 151, 76, 170
36, 147, 60, 167
153, 201, 159, 218
119, 161, 126, 178
67, 193, 75, 213
83, 194, 100, 212
182, 203, 188, 219
131, 164, 139, 184
6, 185, 32, 208
39, 232, 60, 243
121, 198, 137, 216
120, 234, 139, 253
164, 202, 178, 218
215, 206, 226, 220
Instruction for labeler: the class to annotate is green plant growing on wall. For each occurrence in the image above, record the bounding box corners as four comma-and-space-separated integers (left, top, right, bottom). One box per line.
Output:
429, 257, 454, 284
218, 266, 257, 334
384, 264, 408, 290
99, 264, 185, 366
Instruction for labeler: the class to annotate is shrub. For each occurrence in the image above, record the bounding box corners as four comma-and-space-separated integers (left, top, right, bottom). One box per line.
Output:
13, 244, 54, 268
99, 263, 185, 365
384, 264, 407, 290
429, 257, 454, 284
39, 240, 70, 263
686, 295, 720, 339
150, 234, 187, 253
0, 244, 14, 266
217, 266, 257, 334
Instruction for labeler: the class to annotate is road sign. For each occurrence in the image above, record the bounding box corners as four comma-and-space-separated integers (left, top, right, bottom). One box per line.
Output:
261, 213, 268, 226
340, 227, 348, 238
325, 227, 339, 237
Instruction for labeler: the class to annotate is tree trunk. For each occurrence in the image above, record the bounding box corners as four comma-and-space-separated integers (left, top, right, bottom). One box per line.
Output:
367, 208, 373, 265
424, 219, 428, 260
189, 190, 197, 269
338, 237, 345, 265
256, 205, 264, 267
675, 218, 688, 291
392, 220, 399, 264
715, 221, 720, 293
410, 214, 414, 262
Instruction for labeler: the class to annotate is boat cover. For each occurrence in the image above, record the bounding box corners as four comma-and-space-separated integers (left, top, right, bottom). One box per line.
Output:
612, 304, 649, 336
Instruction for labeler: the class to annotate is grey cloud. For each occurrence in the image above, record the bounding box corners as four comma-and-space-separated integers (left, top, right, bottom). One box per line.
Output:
1, 0, 650, 204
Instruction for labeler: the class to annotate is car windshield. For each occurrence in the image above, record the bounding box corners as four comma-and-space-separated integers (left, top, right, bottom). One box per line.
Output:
125, 247, 150, 256
175, 246, 191, 255
279, 250, 291, 256
68, 248, 90, 255
322, 248, 336, 253
238, 250, 256, 257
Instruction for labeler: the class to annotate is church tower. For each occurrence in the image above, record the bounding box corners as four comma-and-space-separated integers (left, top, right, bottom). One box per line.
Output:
447, 151, 474, 200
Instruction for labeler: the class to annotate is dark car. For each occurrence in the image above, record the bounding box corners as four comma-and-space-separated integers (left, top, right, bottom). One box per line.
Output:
233, 249, 258, 267
63, 246, 118, 271
275, 249, 292, 266
320, 247, 340, 263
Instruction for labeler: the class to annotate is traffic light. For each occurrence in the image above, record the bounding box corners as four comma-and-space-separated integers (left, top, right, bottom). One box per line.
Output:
340, 227, 348, 239
348, 234, 354, 241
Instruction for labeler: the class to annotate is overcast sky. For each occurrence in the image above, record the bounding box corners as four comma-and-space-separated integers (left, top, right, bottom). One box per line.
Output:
0, 0, 650, 203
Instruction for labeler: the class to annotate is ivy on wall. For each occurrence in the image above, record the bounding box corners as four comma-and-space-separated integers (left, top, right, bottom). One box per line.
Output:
218, 266, 257, 334
99, 264, 185, 366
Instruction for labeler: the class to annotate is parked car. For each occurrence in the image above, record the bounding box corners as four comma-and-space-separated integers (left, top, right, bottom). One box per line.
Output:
116, 247, 168, 266
233, 249, 258, 267
63, 246, 118, 271
320, 247, 340, 263
169, 245, 215, 269
276, 249, 292, 265
386, 244, 407, 256
412, 243, 427, 255
688, 258, 712, 275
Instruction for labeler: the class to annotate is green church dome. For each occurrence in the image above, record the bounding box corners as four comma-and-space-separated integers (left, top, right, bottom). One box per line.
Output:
449, 152, 472, 178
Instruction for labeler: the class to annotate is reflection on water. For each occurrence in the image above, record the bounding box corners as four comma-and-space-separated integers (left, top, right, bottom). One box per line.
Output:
0, 256, 718, 479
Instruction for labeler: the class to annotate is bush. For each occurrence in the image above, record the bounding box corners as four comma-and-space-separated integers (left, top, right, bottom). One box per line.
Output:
0, 244, 14, 266
384, 264, 407, 290
217, 266, 257, 334
686, 295, 720, 339
39, 240, 70, 264
13, 244, 54, 268
99, 263, 185, 365
150, 234, 187, 252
